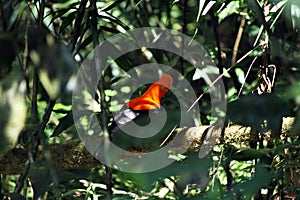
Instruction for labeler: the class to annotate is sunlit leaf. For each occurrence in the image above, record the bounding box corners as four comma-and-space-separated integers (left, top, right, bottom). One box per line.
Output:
225, 164, 273, 198
99, 0, 127, 12
291, 1, 300, 31
218, 1, 240, 23
0, 69, 26, 155
202, 1, 216, 16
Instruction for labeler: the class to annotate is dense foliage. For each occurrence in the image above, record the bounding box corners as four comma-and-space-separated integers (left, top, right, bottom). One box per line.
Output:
0, 0, 299, 199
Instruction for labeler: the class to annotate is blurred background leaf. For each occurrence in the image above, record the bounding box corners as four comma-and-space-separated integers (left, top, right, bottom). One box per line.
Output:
0, 68, 26, 156
28, 28, 77, 104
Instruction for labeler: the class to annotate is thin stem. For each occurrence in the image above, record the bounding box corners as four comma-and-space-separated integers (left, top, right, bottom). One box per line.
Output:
33, 100, 56, 155
180, 0, 188, 75
211, 12, 223, 74
237, 56, 258, 97
15, 100, 55, 193
14, 160, 31, 193
231, 8, 248, 66
23, 9, 31, 97
90, 0, 112, 198
31, 70, 39, 123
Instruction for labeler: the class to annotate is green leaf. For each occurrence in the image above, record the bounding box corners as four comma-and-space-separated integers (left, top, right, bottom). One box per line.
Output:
5, 193, 26, 200
48, 5, 78, 26
225, 164, 273, 198
227, 94, 290, 131
248, 0, 271, 33
29, 158, 52, 200
99, 13, 130, 31
231, 147, 273, 161
51, 110, 74, 137
121, 152, 212, 192
99, 0, 127, 12
291, 0, 300, 31
59, 11, 77, 34
0, 68, 26, 155
100, 26, 120, 33
111, 194, 136, 200
218, 1, 240, 23
29, 28, 77, 103
56, 169, 91, 183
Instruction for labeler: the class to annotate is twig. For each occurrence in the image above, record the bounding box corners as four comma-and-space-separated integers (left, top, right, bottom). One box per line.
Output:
211, 145, 224, 190
187, 42, 267, 113
160, 125, 177, 147
210, 12, 223, 74
14, 100, 55, 193
90, 0, 112, 198
237, 56, 258, 97
23, 8, 31, 97
14, 160, 31, 193
34, 100, 55, 155
31, 70, 39, 123
231, 8, 248, 66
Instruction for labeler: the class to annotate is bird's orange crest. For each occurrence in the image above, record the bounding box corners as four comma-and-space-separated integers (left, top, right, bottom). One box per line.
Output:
127, 74, 173, 111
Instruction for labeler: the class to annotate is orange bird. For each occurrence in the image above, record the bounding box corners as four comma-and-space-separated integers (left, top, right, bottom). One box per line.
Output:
110, 74, 173, 136
126, 74, 173, 110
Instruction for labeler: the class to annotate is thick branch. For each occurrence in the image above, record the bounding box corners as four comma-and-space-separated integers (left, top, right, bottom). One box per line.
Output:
0, 117, 296, 175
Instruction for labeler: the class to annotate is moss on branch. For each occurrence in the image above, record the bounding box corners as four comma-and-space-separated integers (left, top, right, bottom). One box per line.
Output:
0, 117, 296, 174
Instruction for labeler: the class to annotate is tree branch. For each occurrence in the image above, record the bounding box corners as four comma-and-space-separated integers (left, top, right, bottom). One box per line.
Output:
0, 117, 296, 175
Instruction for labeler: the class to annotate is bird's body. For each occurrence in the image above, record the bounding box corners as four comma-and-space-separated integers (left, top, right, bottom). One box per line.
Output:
109, 74, 180, 151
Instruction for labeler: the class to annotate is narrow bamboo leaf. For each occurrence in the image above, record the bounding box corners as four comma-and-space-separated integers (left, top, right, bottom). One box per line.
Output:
248, 0, 271, 32
59, 11, 77, 34
98, 13, 130, 30
51, 110, 74, 137
99, 0, 127, 12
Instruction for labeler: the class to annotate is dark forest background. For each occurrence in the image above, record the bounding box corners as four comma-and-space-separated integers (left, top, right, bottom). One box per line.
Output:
0, 0, 300, 199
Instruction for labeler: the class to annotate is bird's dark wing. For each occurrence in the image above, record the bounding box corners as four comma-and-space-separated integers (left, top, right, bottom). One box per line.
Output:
109, 107, 181, 151
109, 107, 142, 137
